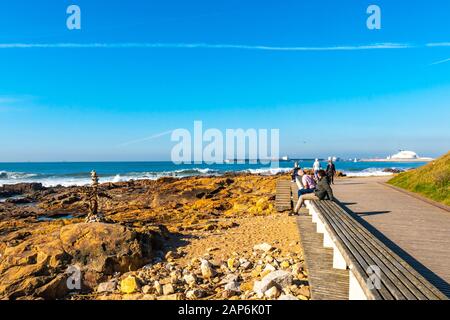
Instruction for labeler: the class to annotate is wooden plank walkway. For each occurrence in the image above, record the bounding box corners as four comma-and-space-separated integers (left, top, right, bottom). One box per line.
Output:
275, 180, 292, 212
333, 176, 450, 298
297, 214, 350, 300
291, 180, 349, 299
291, 181, 299, 204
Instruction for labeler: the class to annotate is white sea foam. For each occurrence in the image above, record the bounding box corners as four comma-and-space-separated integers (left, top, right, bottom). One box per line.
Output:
242, 167, 292, 175
0, 171, 37, 180
343, 168, 394, 177
0, 168, 222, 187
0, 166, 400, 188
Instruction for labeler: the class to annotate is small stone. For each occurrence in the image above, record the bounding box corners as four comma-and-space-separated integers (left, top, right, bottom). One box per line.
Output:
162, 283, 174, 295
209, 259, 222, 267
227, 258, 238, 271
264, 286, 280, 299
186, 289, 206, 299
200, 259, 216, 279
170, 271, 180, 283
240, 281, 254, 292
222, 290, 237, 299
142, 285, 152, 294
251, 265, 263, 277
280, 261, 290, 269
154, 280, 163, 295
291, 263, 303, 275
183, 273, 197, 286
142, 294, 157, 300
224, 281, 240, 293
120, 276, 138, 294
241, 261, 252, 270
253, 243, 273, 252
97, 279, 117, 293
298, 285, 310, 298
260, 264, 276, 277
165, 251, 179, 260
221, 274, 239, 284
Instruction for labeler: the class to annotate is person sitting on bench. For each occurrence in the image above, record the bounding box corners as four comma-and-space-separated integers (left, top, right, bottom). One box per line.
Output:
293, 170, 333, 215
291, 161, 301, 182
297, 169, 316, 197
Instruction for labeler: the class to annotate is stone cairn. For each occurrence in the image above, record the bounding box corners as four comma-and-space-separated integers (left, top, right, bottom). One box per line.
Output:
85, 170, 105, 223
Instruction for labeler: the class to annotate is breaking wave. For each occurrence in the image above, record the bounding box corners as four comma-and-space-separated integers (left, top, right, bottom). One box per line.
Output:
343, 168, 395, 177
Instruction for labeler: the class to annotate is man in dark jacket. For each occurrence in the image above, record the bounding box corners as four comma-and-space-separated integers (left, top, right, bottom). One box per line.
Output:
326, 160, 337, 184
293, 170, 333, 214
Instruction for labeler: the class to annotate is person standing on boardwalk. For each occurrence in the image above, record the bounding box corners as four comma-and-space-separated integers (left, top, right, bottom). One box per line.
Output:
326, 159, 337, 185
293, 170, 333, 215
313, 159, 321, 180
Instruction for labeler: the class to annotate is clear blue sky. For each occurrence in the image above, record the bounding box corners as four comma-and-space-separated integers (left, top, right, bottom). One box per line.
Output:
0, 0, 449, 162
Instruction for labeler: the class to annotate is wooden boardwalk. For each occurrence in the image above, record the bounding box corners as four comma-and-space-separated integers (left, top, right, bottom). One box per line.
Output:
297, 215, 350, 299
275, 180, 292, 212
290, 180, 349, 299
333, 176, 450, 298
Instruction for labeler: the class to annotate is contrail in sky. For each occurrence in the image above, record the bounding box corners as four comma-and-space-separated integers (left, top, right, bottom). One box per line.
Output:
118, 130, 173, 147
0, 42, 412, 51
430, 57, 450, 65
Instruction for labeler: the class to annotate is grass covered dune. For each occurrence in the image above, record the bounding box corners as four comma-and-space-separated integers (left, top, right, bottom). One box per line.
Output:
388, 152, 450, 206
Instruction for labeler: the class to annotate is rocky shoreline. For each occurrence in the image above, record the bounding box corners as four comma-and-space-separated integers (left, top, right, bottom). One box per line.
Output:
0, 173, 309, 300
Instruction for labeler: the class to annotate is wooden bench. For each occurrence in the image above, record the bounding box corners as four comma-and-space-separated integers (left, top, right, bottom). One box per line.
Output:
306, 199, 448, 300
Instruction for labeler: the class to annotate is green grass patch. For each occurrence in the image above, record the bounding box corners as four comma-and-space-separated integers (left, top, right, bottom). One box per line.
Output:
388, 152, 450, 206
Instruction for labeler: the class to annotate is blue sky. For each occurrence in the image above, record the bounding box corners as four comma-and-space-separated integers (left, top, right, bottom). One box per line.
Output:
0, 0, 449, 162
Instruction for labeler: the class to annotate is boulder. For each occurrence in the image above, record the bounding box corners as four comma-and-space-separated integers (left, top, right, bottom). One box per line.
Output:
0, 222, 154, 299
253, 270, 293, 295
0, 183, 44, 196
60, 223, 152, 288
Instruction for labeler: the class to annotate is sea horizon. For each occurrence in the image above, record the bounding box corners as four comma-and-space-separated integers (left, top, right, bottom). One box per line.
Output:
0, 159, 429, 188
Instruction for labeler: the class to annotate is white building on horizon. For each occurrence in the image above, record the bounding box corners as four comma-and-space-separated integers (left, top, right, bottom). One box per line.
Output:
387, 150, 434, 162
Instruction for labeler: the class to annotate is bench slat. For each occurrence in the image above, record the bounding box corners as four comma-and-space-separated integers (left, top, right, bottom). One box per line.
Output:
310, 201, 388, 299
317, 201, 423, 300
313, 201, 397, 299
322, 201, 445, 300
311, 200, 448, 300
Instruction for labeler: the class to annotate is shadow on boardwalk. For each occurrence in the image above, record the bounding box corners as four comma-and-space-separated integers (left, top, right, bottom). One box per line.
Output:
336, 200, 450, 298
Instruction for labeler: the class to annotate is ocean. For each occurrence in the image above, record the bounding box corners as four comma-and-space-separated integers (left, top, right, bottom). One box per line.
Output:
0, 160, 428, 188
